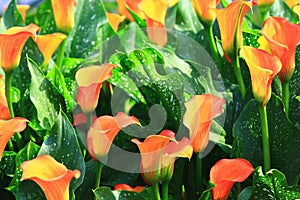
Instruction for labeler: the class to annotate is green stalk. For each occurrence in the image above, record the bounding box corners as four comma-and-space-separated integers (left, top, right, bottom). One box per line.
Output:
55, 40, 66, 68
282, 81, 290, 116
86, 112, 93, 128
232, 54, 246, 98
153, 183, 161, 200
94, 161, 102, 199
259, 105, 271, 172
162, 182, 169, 200
205, 25, 221, 69
5, 71, 24, 149
195, 152, 202, 193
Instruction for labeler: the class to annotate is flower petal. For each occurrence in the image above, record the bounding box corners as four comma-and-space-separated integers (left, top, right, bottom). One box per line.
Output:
20, 155, 80, 200
51, 0, 76, 33
183, 94, 225, 153
36, 33, 67, 66
146, 17, 167, 47
192, 0, 218, 26
0, 117, 28, 160
87, 112, 140, 161
106, 12, 126, 32
114, 184, 145, 192
240, 46, 282, 106
210, 158, 254, 200
138, 0, 168, 25
0, 23, 40, 72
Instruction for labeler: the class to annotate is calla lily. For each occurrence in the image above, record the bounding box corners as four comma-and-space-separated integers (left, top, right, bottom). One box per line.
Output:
114, 184, 145, 192
240, 46, 282, 106
215, 1, 253, 62
259, 17, 300, 83
0, 75, 11, 120
132, 130, 193, 184
285, 0, 300, 21
106, 12, 126, 32
210, 158, 254, 200
4, 5, 30, 22
183, 94, 225, 153
87, 112, 140, 161
51, 0, 76, 33
0, 23, 40, 72
191, 0, 220, 26
0, 117, 27, 160
36, 33, 67, 66
116, 0, 145, 21
20, 155, 81, 200
75, 64, 116, 113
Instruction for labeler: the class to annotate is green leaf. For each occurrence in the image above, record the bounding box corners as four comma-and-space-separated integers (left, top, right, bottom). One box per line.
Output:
46, 66, 76, 112
38, 111, 85, 193
269, 0, 299, 23
68, 0, 111, 58
94, 186, 153, 200
238, 187, 253, 200
7, 142, 40, 195
0, 151, 16, 199
27, 58, 62, 130
233, 95, 300, 184
251, 167, 300, 199
3, 0, 25, 28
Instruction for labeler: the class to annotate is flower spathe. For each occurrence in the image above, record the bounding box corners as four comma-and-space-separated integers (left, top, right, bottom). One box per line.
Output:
132, 130, 193, 184
0, 75, 11, 120
259, 17, 300, 83
0, 23, 40, 72
210, 158, 254, 200
240, 46, 282, 106
215, 1, 253, 62
0, 117, 28, 160
87, 112, 140, 161
20, 155, 80, 200
75, 64, 116, 113
106, 12, 126, 32
191, 0, 219, 26
114, 184, 145, 192
116, 0, 145, 21
183, 94, 225, 153
36, 33, 67, 66
51, 0, 76, 33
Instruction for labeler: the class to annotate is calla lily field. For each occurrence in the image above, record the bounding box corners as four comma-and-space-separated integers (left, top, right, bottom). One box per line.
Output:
0, 0, 300, 199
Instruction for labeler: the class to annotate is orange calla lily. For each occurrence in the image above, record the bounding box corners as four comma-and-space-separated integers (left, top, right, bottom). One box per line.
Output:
51, 0, 76, 33
114, 184, 145, 192
138, 0, 176, 46
87, 112, 140, 161
210, 158, 254, 200
116, 0, 145, 21
240, 46, 281, 106
4, 5, 30, 22
75, 64, 116, 113
215, 1, 253, 62
20, 155, 80, 200
0, 23, 40, 72
183, 94, 225, 153
191, 0, 220, 26
36, 33, 67, 66
132, 130, 193, 184
259, 17, 300, 83
0, 117, 27, 160
106, 12, 126, 32
0, 75, 11, 120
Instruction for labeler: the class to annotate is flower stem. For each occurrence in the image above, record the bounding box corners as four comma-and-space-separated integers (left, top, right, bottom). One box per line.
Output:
259, 105, 271, 173
86, 112, 93, 128
195, 152, 202, 193
162, 182, 169, 200
205, 25, 221, 70
282, 81, 290, 116
5, 71, 24, 149
232, 55, 246, 98
55, 40, 66, 67
94, 161, 102, 199
153, 183, 161, 200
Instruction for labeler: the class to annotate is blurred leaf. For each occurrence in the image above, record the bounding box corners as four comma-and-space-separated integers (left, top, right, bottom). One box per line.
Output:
47, 66, 76, 112
27, 58, 62, 130
250, 167, 300, 199
7, 142, 40, 196
233, 95, 300, 184
3, 0, 24, 28
270, 0, 298, 23
238, 187, 253, 200
38, 111, 85, 193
